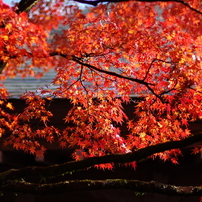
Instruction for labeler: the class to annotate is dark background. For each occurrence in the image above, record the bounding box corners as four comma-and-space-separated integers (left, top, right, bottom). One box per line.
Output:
0, 99, 201, 202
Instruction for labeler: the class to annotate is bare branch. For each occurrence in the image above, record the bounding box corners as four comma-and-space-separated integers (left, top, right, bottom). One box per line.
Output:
2, 179, 202, 196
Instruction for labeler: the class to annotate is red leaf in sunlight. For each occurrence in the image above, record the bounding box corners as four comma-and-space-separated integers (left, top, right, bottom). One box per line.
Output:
6, 102, 14, 110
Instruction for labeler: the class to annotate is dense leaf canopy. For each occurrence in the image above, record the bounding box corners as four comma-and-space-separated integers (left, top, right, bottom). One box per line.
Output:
0, 0, 202, 197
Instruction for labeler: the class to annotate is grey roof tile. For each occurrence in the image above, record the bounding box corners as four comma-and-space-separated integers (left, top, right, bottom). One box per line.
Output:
3, 69, 57, 98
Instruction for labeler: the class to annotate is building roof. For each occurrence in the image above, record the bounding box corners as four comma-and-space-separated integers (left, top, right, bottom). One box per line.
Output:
3, 68, 57, 98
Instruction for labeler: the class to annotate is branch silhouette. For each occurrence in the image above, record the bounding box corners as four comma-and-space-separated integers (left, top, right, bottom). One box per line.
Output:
0, 132, 201, 184
2, 179, 202, 196
74, 0, 202, 15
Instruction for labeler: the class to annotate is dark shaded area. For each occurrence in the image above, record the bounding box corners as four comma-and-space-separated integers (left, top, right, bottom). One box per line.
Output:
0, 99, 201, 201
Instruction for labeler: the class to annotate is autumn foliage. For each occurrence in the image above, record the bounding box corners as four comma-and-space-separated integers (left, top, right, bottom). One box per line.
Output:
0, 0, 202, 170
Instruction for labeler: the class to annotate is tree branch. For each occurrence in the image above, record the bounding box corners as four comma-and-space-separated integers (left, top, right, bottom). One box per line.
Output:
72, 56, 155, 86
50, 52, 171, 101
49, 52, 154, 86
1, 179, 202, 196
0, 60, 7, 74
16, 0, 38, 14
74, 0, 202, 15
0, 132, 201, 184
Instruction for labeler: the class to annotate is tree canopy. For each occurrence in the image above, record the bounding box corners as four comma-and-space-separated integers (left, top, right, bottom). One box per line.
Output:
0, 0, 202, 198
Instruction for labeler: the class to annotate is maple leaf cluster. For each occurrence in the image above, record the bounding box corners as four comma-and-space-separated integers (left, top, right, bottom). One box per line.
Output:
0, 0, 202, 168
